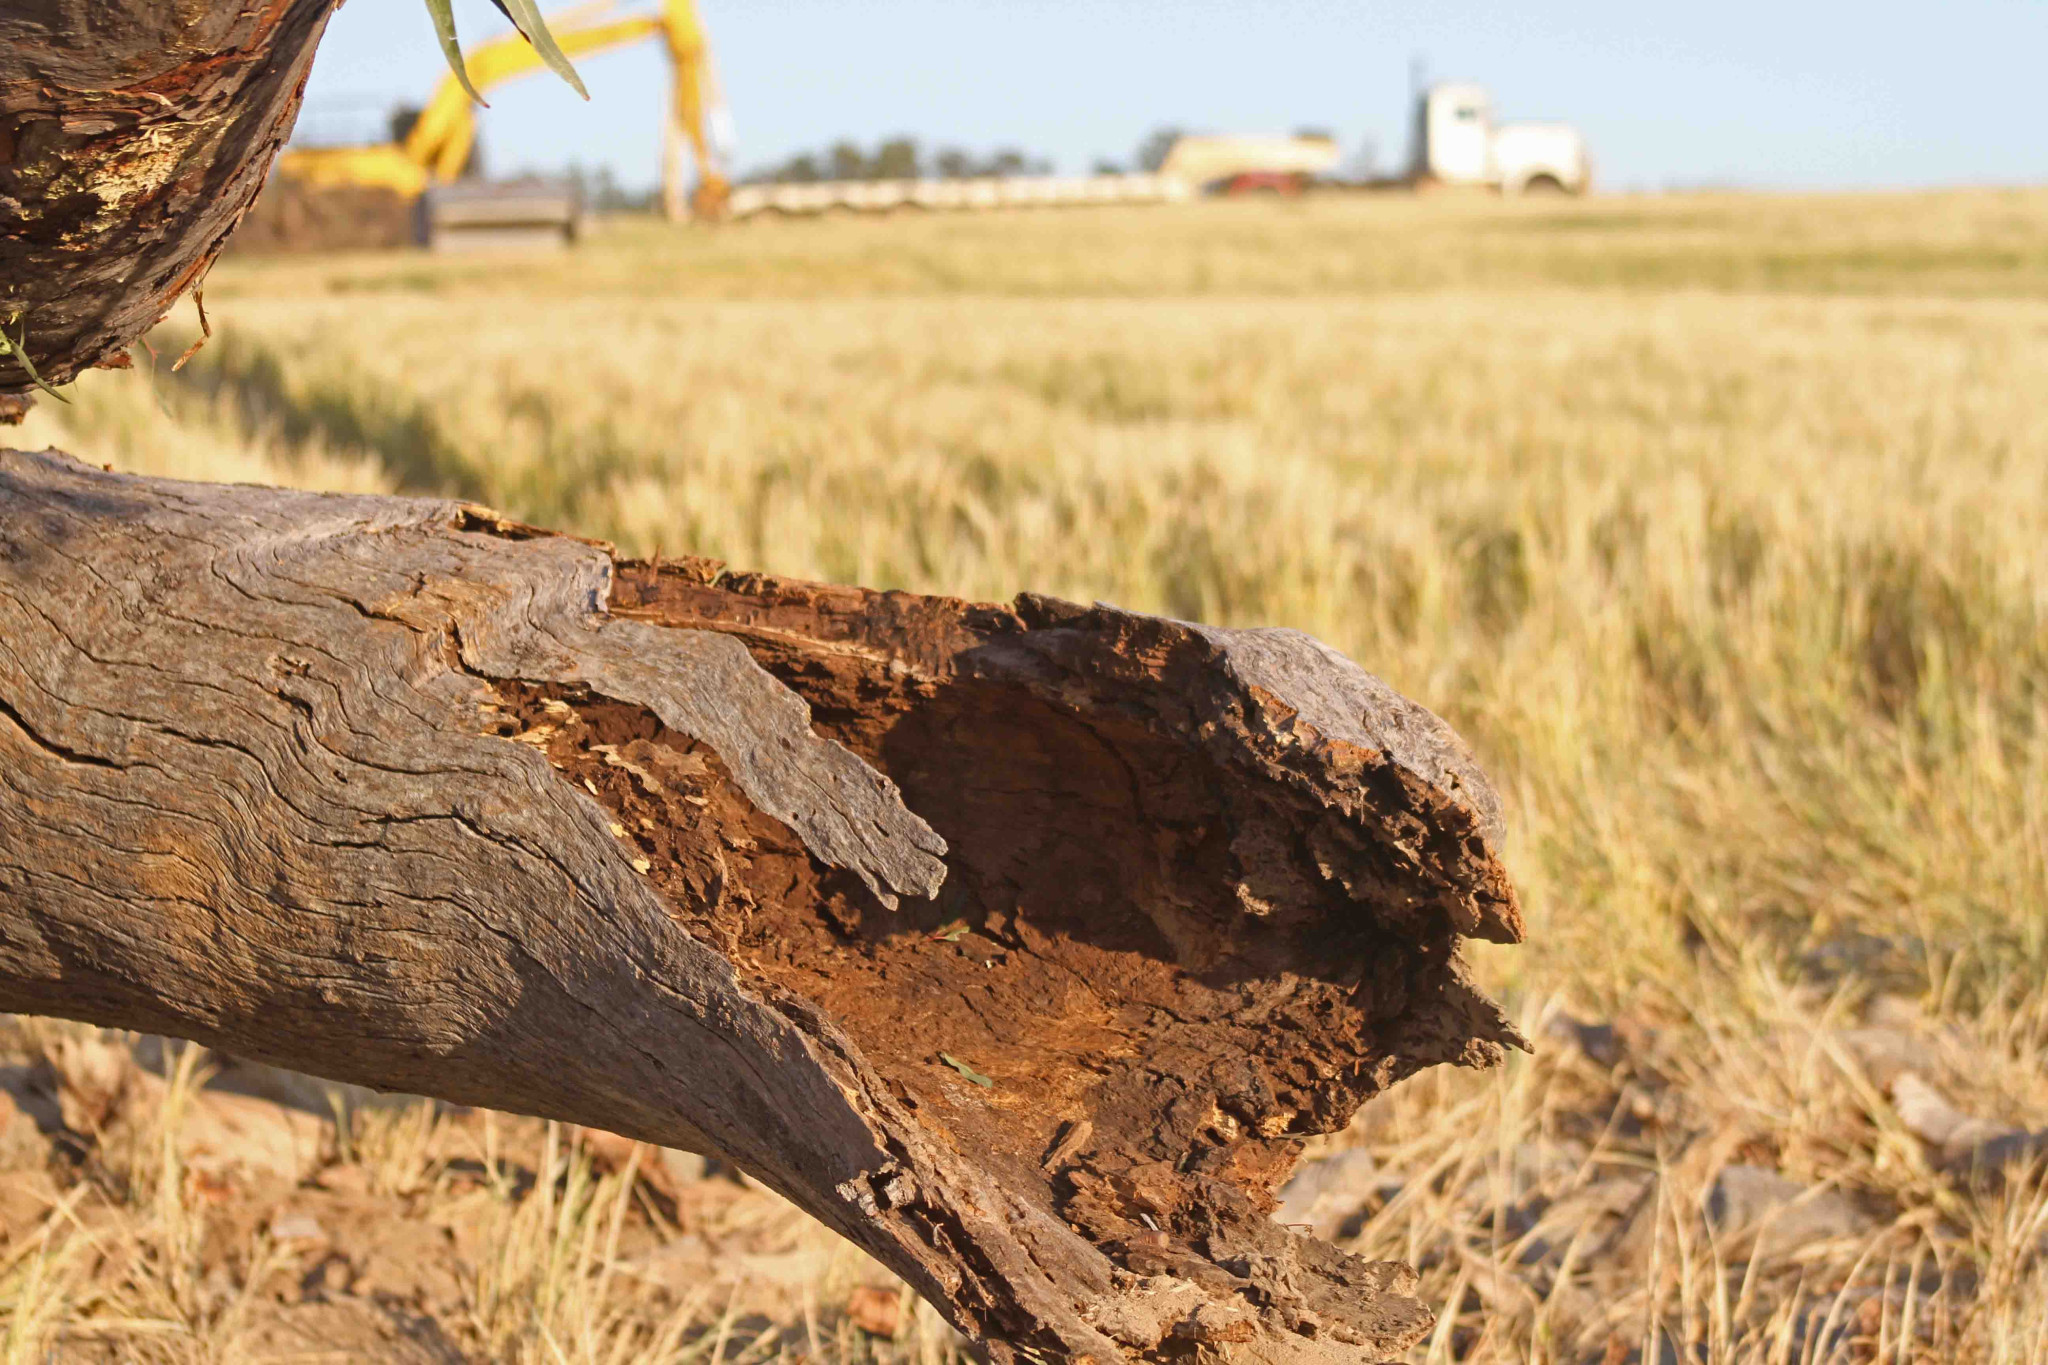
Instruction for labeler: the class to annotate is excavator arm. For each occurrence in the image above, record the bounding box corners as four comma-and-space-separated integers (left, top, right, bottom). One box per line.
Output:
274, 0, 728, 222
406, 12, 663, 182
659, 0, 730, 218
407, 0, 728, 214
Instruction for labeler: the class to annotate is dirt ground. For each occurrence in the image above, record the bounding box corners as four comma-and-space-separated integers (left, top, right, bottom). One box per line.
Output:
2, 981, 2043, 1363
0, 1017, 954, 1364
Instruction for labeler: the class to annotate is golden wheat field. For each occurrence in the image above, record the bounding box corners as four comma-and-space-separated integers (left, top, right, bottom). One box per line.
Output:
5, 188, 2048, 1363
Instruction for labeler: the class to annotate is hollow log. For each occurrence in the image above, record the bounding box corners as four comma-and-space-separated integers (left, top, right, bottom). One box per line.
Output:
1, 0, 344, 388
0, 446, 1524, 1362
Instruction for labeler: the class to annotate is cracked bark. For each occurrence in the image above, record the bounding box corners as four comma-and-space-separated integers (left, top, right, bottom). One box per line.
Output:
0, 448, 1525, 1363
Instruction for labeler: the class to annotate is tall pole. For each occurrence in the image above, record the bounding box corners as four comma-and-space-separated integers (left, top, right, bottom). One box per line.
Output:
662, 110, 687, 220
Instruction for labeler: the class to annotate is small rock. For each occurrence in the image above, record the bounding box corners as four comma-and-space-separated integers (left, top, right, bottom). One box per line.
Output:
659, 1147, 709, 1188
1949, 1126, 2048, 1181
1838, 1027, 1933, 1087
1543, 1010, 1622, 1068
1888, 1071, 2043, 1177
0, 1168, 65, 1242
618, 1235, 714, 1293
1272, 1148, 1380, 1240
1799, 932, 1925, 985
180, 1088, 334, 1183
269, 1212, 328, 1243
46, 1030, 137, 1132
1519, 1173, 1653, 1266
1706, 1165, 1871, 1257
1890, 1072, 1979, 1149
0, 1065, 60, 1141
1864, 994, 1926, 1031
846, 1284, 904, 1338
315, 1162, 372, 1197
297, 1251, 355, 1301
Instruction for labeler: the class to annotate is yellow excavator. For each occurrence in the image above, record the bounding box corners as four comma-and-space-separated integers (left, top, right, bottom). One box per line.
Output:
272, 0, 728, 246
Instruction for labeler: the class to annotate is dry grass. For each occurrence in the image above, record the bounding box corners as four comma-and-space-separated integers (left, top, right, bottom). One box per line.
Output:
4, 186, 2047, 1362
0, 1025, 964, 1364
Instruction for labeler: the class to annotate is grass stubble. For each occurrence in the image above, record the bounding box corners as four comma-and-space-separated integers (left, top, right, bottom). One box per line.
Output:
4, 187, 2046, 1362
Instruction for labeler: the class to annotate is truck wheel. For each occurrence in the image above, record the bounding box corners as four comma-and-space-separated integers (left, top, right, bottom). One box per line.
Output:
1518, 173, 1571, 196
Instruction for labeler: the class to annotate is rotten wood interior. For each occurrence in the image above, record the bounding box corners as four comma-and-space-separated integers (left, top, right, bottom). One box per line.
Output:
594, 562, 1523, 1267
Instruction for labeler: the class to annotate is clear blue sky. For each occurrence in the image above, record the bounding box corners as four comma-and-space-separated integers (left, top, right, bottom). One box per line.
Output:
302, 0, 2047, 191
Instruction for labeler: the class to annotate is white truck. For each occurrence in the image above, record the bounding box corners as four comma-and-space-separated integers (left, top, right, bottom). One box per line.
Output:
1410, 83, 1590, 195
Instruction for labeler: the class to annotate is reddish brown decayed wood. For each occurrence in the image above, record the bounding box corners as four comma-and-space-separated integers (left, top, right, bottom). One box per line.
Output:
0, 448, 1524, 1363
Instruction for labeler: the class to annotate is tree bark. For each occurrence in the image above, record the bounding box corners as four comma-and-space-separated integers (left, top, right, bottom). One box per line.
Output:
0, 445, 1524, 1362
0, 0, 343, 389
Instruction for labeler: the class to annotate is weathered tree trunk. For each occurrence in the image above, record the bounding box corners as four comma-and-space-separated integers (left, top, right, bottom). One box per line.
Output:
0, 0, 343, 389
0, 446, 1524, 1362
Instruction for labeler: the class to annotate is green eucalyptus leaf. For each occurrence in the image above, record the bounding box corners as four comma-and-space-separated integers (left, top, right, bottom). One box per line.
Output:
497, 0, 591, 100
939, 1053, 994, 1089
422, 0, 488, 106
0, 315, 69, 404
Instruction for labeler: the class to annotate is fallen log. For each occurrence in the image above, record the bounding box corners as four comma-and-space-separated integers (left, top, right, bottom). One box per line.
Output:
0, 446, 1524, 1362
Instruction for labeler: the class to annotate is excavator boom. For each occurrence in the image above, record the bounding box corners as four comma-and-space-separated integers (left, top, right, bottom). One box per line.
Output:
658, 0, 729, 218
268, 0, 729, 245
405, 13, 664, 183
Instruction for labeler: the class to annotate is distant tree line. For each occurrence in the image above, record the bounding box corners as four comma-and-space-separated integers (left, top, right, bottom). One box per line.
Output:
565, 163, 660, 213
745, 136, 1054, 184
1128, 127, 1184, 175
560, 123, 1364, 210
745, 127, 1225, 185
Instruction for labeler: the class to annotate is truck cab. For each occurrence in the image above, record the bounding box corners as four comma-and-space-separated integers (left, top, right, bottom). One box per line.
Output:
1413, 83, 1590, 195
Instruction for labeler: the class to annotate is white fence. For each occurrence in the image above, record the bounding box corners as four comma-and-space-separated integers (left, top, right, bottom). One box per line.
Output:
727, 173, 1193, 219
